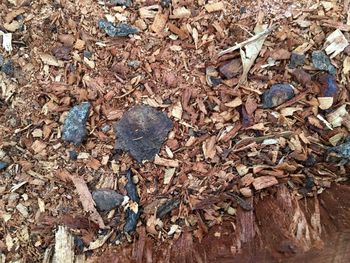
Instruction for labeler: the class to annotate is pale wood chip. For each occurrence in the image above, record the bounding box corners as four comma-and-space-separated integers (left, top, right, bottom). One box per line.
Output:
154, 155, 179, 167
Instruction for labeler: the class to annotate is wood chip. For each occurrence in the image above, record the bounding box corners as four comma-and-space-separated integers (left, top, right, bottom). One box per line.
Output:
154, 155, 179, 167
252, 176, 278, 190
205, 2, 225, 13
52, 226, 75, 263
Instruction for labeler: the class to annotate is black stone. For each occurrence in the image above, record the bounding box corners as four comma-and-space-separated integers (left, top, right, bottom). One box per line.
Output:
0, 161, 9, 170
125, 169, 139, 202
262, 84, 295, 108
62, 102, 90, 145
123, 169, 141, 233
109, 0, 132, 7
115, 105, 172, 162
92, 189, 124, 212
156, 199, 180, 219
124, 208, 140, 233
288, 52, 305, 69
98, 19, 138, 37
312, 51, 336, 75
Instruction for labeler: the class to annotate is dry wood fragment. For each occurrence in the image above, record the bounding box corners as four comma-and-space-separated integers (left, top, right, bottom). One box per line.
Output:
52, 226, 75, 263
69, 174, 106, 228
154, 155, 179, 167
205, 2, 225, 13
252, 176, 278, 190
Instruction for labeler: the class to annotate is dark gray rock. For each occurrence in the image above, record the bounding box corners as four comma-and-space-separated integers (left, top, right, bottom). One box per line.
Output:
262, 84, 295, 108
69, 150, 78, 160
328, 139, 350, 160
312, 51, 336, 75
115, 105, 172, 162
109, 0, 132, 7
62, 102, 91, 145
98, 19, 138, 37
92, 189, 124, 212
288, 52, 305, 69
0, 161, 9, 170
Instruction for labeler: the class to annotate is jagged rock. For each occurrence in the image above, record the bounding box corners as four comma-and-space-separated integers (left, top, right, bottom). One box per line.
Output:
62, 102, 91, 145
92, 189, 124, 212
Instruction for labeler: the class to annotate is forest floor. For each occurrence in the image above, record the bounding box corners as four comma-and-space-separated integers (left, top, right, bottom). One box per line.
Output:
1, 0, 350, 262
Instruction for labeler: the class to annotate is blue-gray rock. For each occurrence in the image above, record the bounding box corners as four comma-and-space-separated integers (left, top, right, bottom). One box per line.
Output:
109, 0, 132, 7
0, 161, 9, 170
62, 102, 91, 145
0, 55, 4, 67
288, 52, 305, 69
101, 124, 111, 133
262, 84, 295, 108
69, 150, 78, 160
312, 51, 336, 75
115, 105, 173, 162
92, 189, 124, 212
98, 19, 138, 37
1, 60, 14, 76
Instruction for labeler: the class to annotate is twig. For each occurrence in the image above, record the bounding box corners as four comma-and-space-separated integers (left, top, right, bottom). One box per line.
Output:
218, 24, 277, 57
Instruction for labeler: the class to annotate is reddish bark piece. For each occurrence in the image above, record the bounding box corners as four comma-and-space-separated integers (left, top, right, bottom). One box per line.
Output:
252, 176, 278, 190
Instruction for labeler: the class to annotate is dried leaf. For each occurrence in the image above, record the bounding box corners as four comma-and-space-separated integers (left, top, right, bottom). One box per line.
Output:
40, 53, 64, 67
202, 136, 217, 159
239, 24, 270, 84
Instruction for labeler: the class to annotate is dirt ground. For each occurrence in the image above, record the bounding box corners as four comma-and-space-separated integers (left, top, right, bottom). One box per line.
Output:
1, 0, 350, 262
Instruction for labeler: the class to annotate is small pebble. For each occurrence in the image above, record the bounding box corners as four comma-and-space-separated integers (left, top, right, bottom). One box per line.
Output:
0, 161, 8, 170
101, 124, 111, 133
160, 0, 171, 8
1, 60, 15, 76
109, 0, 132, 7
262, 84, 295, 108
69, 150, 78, 160
92, 189, 124, 212
312, 50, 336, 75
127, 60, 140, 69
62, 102, 91, 145
98, 19, 138, 37
83, 50, 92, 59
